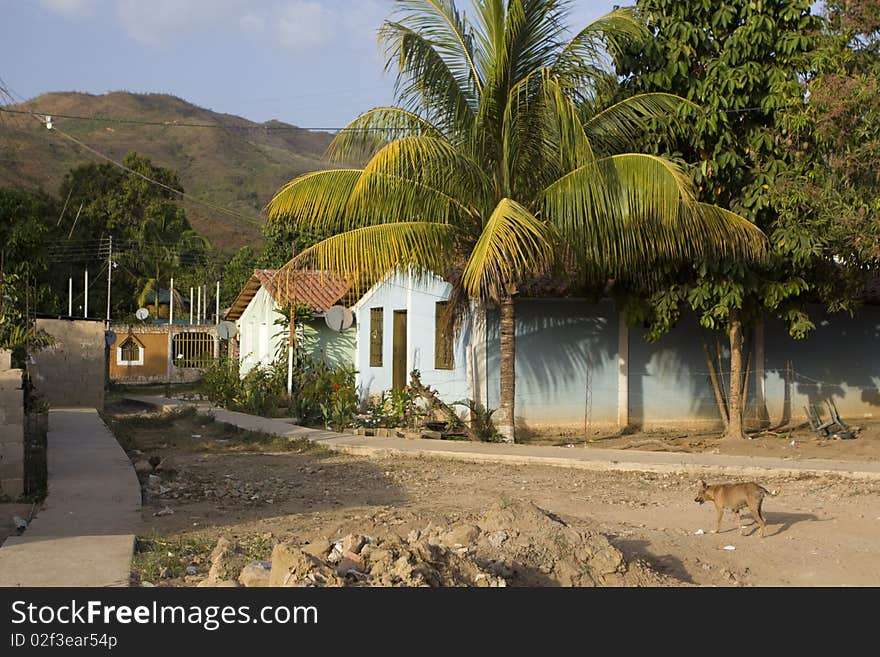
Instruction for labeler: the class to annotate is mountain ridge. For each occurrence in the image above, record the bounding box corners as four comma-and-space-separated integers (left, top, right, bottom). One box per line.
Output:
0, 91, 335, 251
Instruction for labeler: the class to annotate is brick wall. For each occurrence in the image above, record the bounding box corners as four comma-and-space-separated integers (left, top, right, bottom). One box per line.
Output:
0, 349, 23, 499
31, 319, 106, 409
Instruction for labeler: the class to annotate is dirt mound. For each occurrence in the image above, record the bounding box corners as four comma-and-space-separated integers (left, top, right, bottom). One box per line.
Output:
200, 501, 681, 587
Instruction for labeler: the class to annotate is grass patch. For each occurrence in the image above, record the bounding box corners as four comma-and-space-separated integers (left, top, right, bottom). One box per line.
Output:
132, 531, 214, 583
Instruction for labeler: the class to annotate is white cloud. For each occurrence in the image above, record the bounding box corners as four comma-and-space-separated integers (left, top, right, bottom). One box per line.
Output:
114, 0, 251, 47
240, 12, 265, 33
276, 1, 336, 52
39, 0, 97, 17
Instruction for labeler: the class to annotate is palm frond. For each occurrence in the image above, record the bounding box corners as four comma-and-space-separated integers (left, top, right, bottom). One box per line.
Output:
553, 7, 646, 89
327, 107, 446, 164
356, 135, 492, 211
583, 93, 698, 155
380, 18, 478, 134
279, 222, 461, 297
265, 169, 362, 234
537, 153, 766, 282
462, 197, 555, 300
389, 1, 483, 92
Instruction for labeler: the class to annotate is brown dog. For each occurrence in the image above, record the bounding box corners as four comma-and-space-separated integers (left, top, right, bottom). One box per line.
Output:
694, 480, 778, 537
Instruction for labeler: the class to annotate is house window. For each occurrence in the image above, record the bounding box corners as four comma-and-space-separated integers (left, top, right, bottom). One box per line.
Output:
117, 337, 144, 366
370, 307, 383, 367
435, 301, 454, 370
172, 332, 215, 368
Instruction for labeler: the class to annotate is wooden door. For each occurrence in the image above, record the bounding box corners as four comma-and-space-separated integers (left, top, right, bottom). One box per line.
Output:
392, 310, 407, 390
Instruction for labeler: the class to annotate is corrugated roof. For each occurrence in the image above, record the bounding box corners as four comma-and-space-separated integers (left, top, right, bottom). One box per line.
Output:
225, 269, 350, 321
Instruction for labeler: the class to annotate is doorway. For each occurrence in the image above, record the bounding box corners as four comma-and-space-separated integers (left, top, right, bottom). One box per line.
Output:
393, 310, 407, 390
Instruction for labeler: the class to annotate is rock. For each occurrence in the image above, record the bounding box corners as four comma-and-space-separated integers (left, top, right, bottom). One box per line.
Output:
197, 579, 239, 587
155, 457, 176, 474
442, 524, 481, 547
341, 533, 366, 555
148, 474, 161, 487
185, 566, 198, 576
148, 456, 162, 469
133, 459, 153, 475
153, 507, 174, 517
301, 539, 331, 560
336, 550, 366, 576
207, 537, 249, 582
12, 516, 27, 532
269, 542, 343, 587
239, 561, 272, 587
159, 567, 172, 579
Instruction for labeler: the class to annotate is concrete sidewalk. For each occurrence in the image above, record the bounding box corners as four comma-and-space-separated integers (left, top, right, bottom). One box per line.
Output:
0, 409, 141, 587
128, 395, 880, 481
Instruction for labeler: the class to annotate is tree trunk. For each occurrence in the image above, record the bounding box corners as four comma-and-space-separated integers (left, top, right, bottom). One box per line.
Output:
496, 294, 516, 443
723, 309, 747, 440
701, 336, 729, 430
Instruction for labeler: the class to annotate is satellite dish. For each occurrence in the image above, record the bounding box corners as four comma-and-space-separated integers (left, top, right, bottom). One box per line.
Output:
135, 308, 149, 321
324, 306, 353, 331
104, 329, 117, 347
217, 321, 237, 340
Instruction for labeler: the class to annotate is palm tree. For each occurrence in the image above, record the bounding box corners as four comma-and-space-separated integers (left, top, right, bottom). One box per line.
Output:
266, 0, 767, 442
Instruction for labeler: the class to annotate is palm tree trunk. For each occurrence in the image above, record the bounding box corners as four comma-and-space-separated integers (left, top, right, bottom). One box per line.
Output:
723, 309, 747, 440
497, 294, 516, 443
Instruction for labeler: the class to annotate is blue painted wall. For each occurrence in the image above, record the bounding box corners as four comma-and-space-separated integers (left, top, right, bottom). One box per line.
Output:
486, 299, 620, 435
764, 305, 880, 425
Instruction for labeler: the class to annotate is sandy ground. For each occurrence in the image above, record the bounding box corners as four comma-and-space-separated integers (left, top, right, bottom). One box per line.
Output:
100, 402, 880, 587
533, 418, 880, 462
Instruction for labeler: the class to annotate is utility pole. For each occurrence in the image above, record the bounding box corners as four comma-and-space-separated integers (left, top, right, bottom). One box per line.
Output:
189, 287, 194, 325
105, 236, 112, 324
84, 269, 89, 318
197, 286, 201, 325
215, 281, 220, 325
287, 273, 296, 396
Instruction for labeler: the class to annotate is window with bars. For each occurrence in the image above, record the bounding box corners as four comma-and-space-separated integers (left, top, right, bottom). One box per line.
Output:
117, 337, 143, 366
434, 301, 454, 370
369, 307, 383, 367
171, 332, 215, 368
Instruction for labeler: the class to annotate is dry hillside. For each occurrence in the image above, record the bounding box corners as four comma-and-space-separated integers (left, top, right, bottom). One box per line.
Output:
0, 91, 334, 250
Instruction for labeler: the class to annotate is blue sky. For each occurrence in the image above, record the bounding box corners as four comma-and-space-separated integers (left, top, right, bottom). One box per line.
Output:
0, 0, 617, 128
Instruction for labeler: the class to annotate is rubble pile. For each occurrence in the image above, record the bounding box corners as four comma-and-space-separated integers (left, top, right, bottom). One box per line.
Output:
195, 501, 677, 587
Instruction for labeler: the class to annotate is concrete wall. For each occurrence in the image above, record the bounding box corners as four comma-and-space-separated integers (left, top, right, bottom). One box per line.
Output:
31, 319, 105, 409
353, 272, 470, 403
486, 299, 619, 435
0, 350, 23, 499
764, 305, 880, 425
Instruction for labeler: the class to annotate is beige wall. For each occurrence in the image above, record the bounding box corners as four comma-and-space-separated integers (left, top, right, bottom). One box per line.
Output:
0, 350, 23, 499
31, 319, 106, 409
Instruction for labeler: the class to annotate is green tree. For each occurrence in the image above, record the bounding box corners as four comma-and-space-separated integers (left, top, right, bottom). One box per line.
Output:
0, 188, 58, 313
771, 0, 880, 271
267, 0, 765, 442
56, 154, 210, 319
614, 0, 829, 439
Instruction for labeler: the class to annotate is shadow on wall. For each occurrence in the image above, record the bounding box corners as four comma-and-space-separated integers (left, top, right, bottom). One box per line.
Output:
486, 299, 617, 429
627, 315, 738, 430
765, 305, 880, 420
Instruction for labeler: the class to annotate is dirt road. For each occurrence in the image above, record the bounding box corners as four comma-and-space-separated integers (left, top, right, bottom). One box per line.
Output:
104, 405, 880, 587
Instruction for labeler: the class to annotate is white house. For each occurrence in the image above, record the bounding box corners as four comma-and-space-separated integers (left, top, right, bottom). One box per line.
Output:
225, 269, 353, 374
351, 271, 476, 403
227, 269, 484, 406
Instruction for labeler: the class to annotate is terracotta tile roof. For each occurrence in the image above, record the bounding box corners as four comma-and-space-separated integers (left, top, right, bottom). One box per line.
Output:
224, 269, 350, 321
